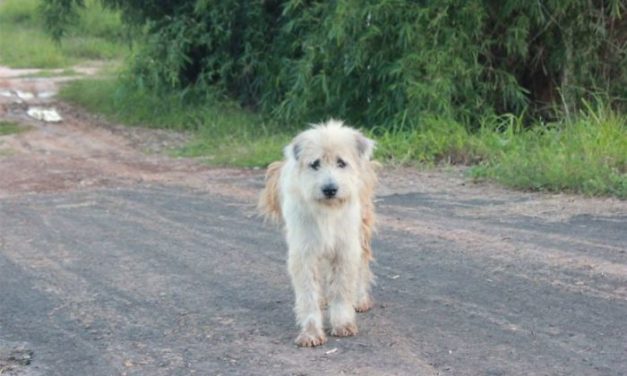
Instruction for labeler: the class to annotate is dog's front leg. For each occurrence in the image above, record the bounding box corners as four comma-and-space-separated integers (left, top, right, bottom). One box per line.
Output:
328, 241, 360, 337
288, 251, 326, 347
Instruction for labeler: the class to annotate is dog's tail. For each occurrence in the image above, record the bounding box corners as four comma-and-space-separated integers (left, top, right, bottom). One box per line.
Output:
258, 161, 284, 223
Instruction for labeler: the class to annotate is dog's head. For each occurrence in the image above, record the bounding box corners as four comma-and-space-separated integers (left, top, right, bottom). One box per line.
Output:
285, 119, 375, 207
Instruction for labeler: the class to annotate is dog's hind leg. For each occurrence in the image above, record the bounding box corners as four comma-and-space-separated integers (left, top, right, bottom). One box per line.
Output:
355, 206, 375, 312
288, 252, 327, 347
355, 253, 374, 312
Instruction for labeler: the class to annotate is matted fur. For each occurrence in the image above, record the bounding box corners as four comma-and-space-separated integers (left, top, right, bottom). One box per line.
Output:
258, 119, 378, 347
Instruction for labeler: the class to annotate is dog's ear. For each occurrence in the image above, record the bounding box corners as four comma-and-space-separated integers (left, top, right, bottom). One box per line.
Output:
356, 133, 375, 160
284, 141, 302, 161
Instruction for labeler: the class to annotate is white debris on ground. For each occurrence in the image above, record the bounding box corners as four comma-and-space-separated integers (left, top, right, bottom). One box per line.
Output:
37, 91, 56, 99
27, 107, 62, 123
15, 90, 35, 100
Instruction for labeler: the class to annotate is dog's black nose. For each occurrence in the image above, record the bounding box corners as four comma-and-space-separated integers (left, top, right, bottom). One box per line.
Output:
322, 184, 338, 198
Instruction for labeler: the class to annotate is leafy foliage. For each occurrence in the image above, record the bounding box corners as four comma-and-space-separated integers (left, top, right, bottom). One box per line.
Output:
44, 0, 625, 128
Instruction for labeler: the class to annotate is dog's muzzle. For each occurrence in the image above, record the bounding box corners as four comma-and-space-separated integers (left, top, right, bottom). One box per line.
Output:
321, 184, 338, 199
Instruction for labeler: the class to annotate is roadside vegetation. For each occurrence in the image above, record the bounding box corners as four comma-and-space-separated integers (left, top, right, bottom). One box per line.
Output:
7, 0, 626, 198
60, 79, 626, 198
0, 0, 126, 68
59, 79, 292, 167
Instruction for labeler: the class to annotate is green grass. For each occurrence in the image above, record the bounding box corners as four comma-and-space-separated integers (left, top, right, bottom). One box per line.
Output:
0, 121, 26, 135
60, 77, 627, 198
0, 0, 126, 68
469, 108, 627, 198
60, 78, 291, 167
375, 108, 626, 197
373, 117, 478, 165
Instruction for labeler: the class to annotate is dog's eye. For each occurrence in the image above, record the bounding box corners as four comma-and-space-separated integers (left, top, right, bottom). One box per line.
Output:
337, 158, 347, 168
309, 159, 321, 170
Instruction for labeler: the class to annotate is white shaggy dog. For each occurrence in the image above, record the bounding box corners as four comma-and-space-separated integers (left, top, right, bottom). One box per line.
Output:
259, 120, 378, 347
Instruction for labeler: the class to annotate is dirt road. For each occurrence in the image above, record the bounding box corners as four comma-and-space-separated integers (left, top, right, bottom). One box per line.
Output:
1, 67, 626, 375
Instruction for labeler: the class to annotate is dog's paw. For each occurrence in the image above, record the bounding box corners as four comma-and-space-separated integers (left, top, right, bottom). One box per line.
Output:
355, 297, 373, 313
295, 331, 327, 347
331, 323, 358, 337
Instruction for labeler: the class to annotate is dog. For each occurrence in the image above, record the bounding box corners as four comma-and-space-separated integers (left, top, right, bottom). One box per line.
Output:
258, 119, 378, 347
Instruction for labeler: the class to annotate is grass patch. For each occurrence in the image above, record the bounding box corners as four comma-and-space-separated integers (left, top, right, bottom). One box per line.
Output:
177, 115, 291, 167
60, 78, 291, 167
469, 108, 627, 198
373, 117, 478, 165
60, 77, 626, 197
0, 0, 126, 68
376, 108, 626, 197
0, 121, 26, 135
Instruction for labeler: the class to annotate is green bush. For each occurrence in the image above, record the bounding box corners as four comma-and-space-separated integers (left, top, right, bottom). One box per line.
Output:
44, 0, 625, 129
